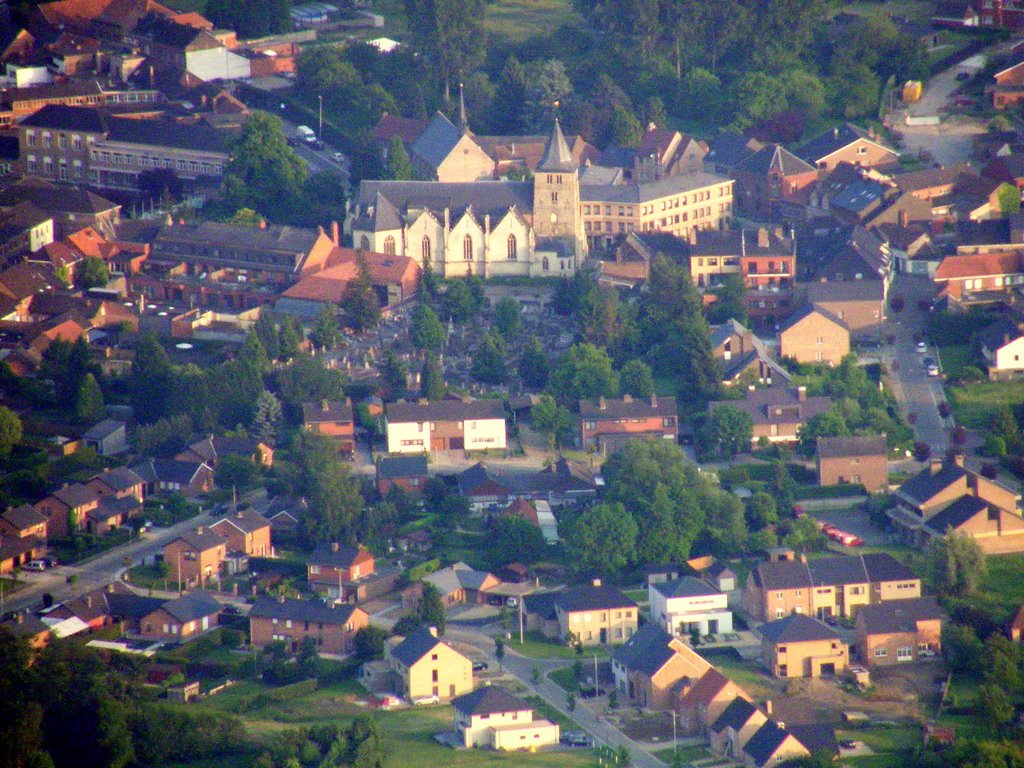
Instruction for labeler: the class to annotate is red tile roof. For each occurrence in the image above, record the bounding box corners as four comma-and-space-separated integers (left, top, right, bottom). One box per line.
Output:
934, 251, 1024, 281
373, 113, 428, 145
284, 248, 419, 302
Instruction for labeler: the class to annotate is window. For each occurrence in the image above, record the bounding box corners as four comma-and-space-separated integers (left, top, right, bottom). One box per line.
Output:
422, 235, 431, 262
873, 648, 888, 657
507, 233, 517, 260
26, 131, 35, 147
778, 646, 787, 654
57, 133, 67, 149
26, 155, 36, 173
896, 646, 913, 660
463, 234, 473, 260
542, 257, 549, 271
383, 235, 396, 255
42, 132, 51, 148
551, 191, 558, 202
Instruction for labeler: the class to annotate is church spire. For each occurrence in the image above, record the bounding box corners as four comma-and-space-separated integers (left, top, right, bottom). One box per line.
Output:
458, 82, 468, 134
537, 118, 576, 173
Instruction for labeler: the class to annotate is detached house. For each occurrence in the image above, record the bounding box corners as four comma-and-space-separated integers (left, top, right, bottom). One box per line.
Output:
387, 626, 473, 703
211, 509, 272, 557
978, 317, 1024, 378
649, 576, 732, 637
677, 667, 751, 735
577, 394, 678, 455
709, 387, 831, 445
376, 455, 429, 495
163, 526, 228, 588
778, 306, 850, 366
855, 596, 943, 666
710, 319, 790, 388
451, 687, 559, 750
249, 596, 369, 655
710, 697, 768, 760
0, 535, 45, 574
795, 123, 899, 172
742, 720, 811, 768
139, 590, 222, 641
302, 399, 356, 457
760, 614, 848, 678
307, 542, 375, 600
611, 624, 711, 710
816, 435, 889, 492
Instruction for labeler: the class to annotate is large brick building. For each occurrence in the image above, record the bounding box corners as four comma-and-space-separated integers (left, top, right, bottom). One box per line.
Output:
249, 596, 369, 655
854, 596, 943, 667
816, 435, 889, 492
577, 395, 678, 455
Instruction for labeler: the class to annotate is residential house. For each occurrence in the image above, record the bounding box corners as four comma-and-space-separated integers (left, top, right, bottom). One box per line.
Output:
710, 319, 791, 388
307, 542, 375, 601
816, 435, 889, 492
889, 455, 1024, 552
800, 225, 891, 287
731, 144, 818, 217
263, 495, 305, 531
795, 123, 899, 172
85, 495, 139, 534
704, 131, 764, 176
105, 592, 166, 635
779, 306, 850, 365
933, 251, 1024, 306
577, 394, 678, 455
806, 279, 886, 339
163, 526, 228, 588
649, 577, 733, 637
0, 535, 45, 574
387, 626, 473, 702
611, 624, 711, 711
302, 399, 356, 457
86, 466, 145, 502
552, 581, 638, 646
451, 686, 560, 750
677, 667, 750, 735
709, 697, 768, 760
80, 419, 127, 455
982, 155, 1024, 190
760, 614, 848, 678
706, 561, 737, 592
0, 180, 121, 240
742, 720, 810, 768
211, 509, 272, 557
522, 591, 560, 638
376, 455, 428, 495
422, 562, 500, 606
396, 529, 433, 553
139, 591, 222, 640
0, 612, 51, 651
894, 164, 975, 201
0, 201, 54, 267
992, 54, 1024, 108
522, 456, 598, 508
633, 126, 708, 182
34, 482, 99, 538
385, 399, 507, 454
875, 221, 939, 277
177, 435, 273, 469
249, 596, 369, 655
978, 317, 1024, 378
0, 505, 48, 539
130, 458, 214, 497
855, 596, 943, 666
742, 550, 921, 622
708, 386, 832, 445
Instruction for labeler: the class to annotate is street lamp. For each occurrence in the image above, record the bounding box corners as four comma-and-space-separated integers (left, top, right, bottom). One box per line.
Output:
318, 94, 323, 142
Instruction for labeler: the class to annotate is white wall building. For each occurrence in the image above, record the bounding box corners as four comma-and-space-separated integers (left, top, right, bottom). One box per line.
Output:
649, 576, 733, 636
452, 687, 560, 750
385, 399, 507, 454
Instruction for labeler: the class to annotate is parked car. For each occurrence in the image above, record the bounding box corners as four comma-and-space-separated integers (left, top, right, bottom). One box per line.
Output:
413, 694, 439, 705
839, 740, 857, 749
578, 686, 606, 699
472, 661, 489, 672
23, 560, 47, 572
561, 731, 591, 747
916, 341, 927, 354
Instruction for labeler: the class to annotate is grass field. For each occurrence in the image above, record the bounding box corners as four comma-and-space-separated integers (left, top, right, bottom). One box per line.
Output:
502, 632, 608, 660
484, 0, 579, 43
937, 344, 974, 381
948, 379, 1024, 428
708, 656, 774, 700
651, 744, 710, 764
0, 576, 25, 596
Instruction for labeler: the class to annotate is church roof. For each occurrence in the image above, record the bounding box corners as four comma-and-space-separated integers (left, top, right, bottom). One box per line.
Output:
410, 111, 461, 170
538, 119, 577, 173
356, 181, 534, 227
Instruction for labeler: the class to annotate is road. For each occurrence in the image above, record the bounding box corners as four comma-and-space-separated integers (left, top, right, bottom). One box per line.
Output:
3, 512, 209, 615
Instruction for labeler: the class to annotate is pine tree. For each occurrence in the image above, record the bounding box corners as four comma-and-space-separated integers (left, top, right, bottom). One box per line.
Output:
310, 306, 341, 350
518, 335, 550, 389
386, 137, 413, 180
278, 315, 303, 361
344, 255, 381, 332
380, 350, 408, 399
251, 390, 282, 445
239, 329, 270, 374
74, 373, 105, 424
420, 353, 446, 401
254, 312, 280, 360
471, 329, 507, 384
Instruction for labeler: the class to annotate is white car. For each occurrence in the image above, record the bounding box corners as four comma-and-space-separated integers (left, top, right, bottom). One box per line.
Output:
332, 151, 345, 163
412, 694, 439, 705
916, 341, 927, 354
23, 560, 47, 572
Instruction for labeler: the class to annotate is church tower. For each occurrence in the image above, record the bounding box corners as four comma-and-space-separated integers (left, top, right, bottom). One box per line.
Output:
532, 119, 587, 262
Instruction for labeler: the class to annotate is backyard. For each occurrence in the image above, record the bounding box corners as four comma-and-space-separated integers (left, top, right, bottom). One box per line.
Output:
947, 379, 1024, 429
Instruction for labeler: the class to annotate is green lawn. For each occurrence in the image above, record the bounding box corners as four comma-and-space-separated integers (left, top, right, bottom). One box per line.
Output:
548, 666, 578, 692
708, 656, 774, 700
651, 744, 710, 764
49, 529, 131, 565
0, 576, 25, 595
948, 379, 1024, 428
523, 695, 581, 730
937, 344, 974, 381
484, 0, 580, 43
501, 632, 607, 660
126, 563, 171, 592
623, 589, 648, 603
835, 723, 922, 768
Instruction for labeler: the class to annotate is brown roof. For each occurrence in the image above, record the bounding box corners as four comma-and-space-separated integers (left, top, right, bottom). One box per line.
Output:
710, 388, 831, 427
284, 248, 419, 302
934, 251, 1024, 281
578, 395, 677, 420
679, 667, 733, 709
386, 398, 505, 424
817, 435, 887, 459
503, 497, 539, 526
372, 112, 428, 145
302, 399, 353, 424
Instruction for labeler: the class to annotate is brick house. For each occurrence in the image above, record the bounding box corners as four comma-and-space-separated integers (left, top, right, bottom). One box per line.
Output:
376, 455, 429, 495
795, 123, 899, 172
0, 505, 48, 539
778, 306, 849, 366
731, 145, 818, 217
211, 509, 272, 557
992, 56, 1024, 108
249, 596, 369, 655
553, 581, 638, 646
139, 591, 222, 640
177, 436, 273, 469
708, 386, 832, 445
34, 483, 99, 538
307, 542, 375, 599
131, 458, 215, 497
86, 467, 145, 502
760, 614, 848, 678
0, 535, 45, 574
855, 596, 943, 666
709, 697, 768, 760
710, 319, 791, 388
611, 624, 711, 710
742, 550, 921, 622
577, 394, 678, 455
742, 720, 811, 768
933, 251, 1024, 303
163, 526, 228, 588
677, 668, 751, 735
385, 398, 507, 454
806, 279, 886, 340
387, 626, 473, 702
816, 435, 889, 492
302, 399, 356, 457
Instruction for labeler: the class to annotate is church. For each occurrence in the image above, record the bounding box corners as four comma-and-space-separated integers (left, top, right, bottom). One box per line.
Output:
347, 120, 589, 278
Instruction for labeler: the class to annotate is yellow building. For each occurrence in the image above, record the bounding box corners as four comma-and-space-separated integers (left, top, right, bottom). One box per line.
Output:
553, 581, 638, 646
452, 686, 559, 750
759, 614, 847, 679
387, 626, 473, 702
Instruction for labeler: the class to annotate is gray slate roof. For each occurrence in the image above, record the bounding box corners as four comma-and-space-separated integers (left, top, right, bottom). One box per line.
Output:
386, 398, 505, 424
611, 623, 677, 676
250, 596, 361, 625
760, 614, 840, 644
898, 462, 967, 506
410, 111, 461, 169
711, 696, 759, 733
90, 466, 143, 492
796, 123, 894, 164
309, 543, 369, 569
357, 181, 533, 222
2, 505, 46, 530
857, 596, 943, 635
653, 576, 721, 599
744, 721, 793, 767
555, 585, 636, 613
537, 120, 577, 173
816, 435, 886, 459
734, 144, 815, 177
390, 626, 443, 667
377, 455, 428, 479
925, 495, 989, 534
214, 509, 270, 535
451, 686, 531, 716
161, 591, 222, 623
578, 395, 676, 420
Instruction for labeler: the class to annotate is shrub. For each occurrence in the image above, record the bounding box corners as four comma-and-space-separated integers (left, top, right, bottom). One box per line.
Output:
220, 629, 245, 649
951, 426, 967, 445
952, 366, 984, 384
913, 442, 931, 461
983, 434, 1007, 458
938, 402, 952, 418
981, 463, 999, 479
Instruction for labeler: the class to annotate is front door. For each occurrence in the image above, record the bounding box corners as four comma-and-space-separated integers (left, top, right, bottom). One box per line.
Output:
599, 628, 607, 644
431, 437, 445, 451
449, 684, 455, 699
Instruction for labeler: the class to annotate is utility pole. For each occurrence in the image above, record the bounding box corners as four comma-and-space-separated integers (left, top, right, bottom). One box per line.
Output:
672, 710, 677, 757
518, 595, 524, 644
318, 94, 323, 141
594, 652, 599, 691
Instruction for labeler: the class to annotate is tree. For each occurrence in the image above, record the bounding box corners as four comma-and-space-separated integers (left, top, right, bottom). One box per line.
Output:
73, 373, 105, 425
619, 360, 654, 399
343, 255, 381, 332
493, 297, 521, 338
254, 312, 281, 361
705, 274, 748, 325
564, 502, 638, 576
223, 111, 307, 218
251, 390, 282, 445
205, 0, 292, 39
277, 315, 303, 362
418, 582, 446, 635
129, 333, 173, 423
942, 622, 983, 673
294, 433, 365, 544
924, 530, 986, 596
403, 0, 486, 101
353, 626, 389, 661
491, 55, 528, 134
440, 280, 477, 323
518, 336, 549, 389
494, 637, 505, 669
0, 406, 22, 462
385, 136, 414, 180
77, 256, 109, 289
551, 344, 618, 404
531, 395, 573, 451
745, 492, 778, 530
702, 405, 754, 459
608, 105, 643, 146
420, 354, 446, 401
471, 330, 508, 384
309, 307, 340, 351
978, 684, 1014, 734
228, 208, 264, 226
379, 350, 408, 400
344, 716, 383, 768
492, 515, 547, 564
217, 454, 259, 493
410, 303, 445, 352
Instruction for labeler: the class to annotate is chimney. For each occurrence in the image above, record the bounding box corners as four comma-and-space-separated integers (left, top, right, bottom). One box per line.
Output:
418, 398, 428, 405
765, 699, 773, 716
165, 213, 173, 226
592, 578, 602, 587
331, 542, 340, 552
796, 386, 807, 403
650, 393, 658, 408
258, 219, 267, 229
799, 552, 807, 564
321, 399, 329, 412
428, 626, 438, 637
236, 511, 244, 519
953, 454, 965, 468
929, 458, 943, 475
331, 220, 340, 246
598, 396, 606, 411
16, 612, 24, 624
833, 127, 839, 138
757, 228, 770, 249
898, 209, 908, 227
107, 583, 114, 593
195, 526, 203, 535
623, 394, 632, 403
86, 596, 92, 608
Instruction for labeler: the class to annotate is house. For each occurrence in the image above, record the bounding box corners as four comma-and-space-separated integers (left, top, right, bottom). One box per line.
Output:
677, 667, 750, 735
0, 505, 48, 539
80, 418, 127, 455
709, 697, 768, 760
131, 458, 215, 497
457, 463, 514, 512
139, 591, 222, 640
731, 144, 818, 217
163, 526, 228, 588
708, 386, 832, 445
177, 436, 273, 469
522, 456, 598, 508
578, 394, 678, 455
85, 496, 139, 534
795, 123, 899, 172
933, 251, 1024, 306
992, 55, 1024, 108
889, 455, 1024, 552
451, 686, 559, 750
742, 720, 811, 768
422, 562, 500, 606
302, 399, 355, 457
978, 317, 1024, 378
634, 126, 708, 182
376, 455, 429, 495
105, 592, 166, 635
816, 435, 889, 492
502, 498, 559, 544
855, 596, 943, 666
611, 623, 711, 711
86, 467, 145, 502
307, 542, 375, 601
0, 535, 45, 574
778, 306, 850, 366
552, 580, 638, 646
894, 164, 975, 201
710, 319, 791, 388
706, 561, 737, 592
387, 626, 473, 702
806, 279, 886, 339
0, 612, 51, 651
760, 614, 848, 678
704, 131, 764, 176
34, 483, 99, 538
649, 577, 733, 637
211, 509, 272, 557
396, 529, 433, 553
385, 399, 507, 454
801, 225, 891, 287
263, 496, 305, 531
250, 596, 369, 655
742, 550, 922, 622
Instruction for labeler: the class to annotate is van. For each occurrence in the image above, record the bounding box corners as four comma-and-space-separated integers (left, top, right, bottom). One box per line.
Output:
295, 125, 316, 145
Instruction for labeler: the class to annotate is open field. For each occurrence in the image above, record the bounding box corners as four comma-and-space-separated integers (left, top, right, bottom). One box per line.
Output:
485, 0, 580, 42
502, 631, 608, 660
936, 343, 974, 381
948, 379, 1024, 429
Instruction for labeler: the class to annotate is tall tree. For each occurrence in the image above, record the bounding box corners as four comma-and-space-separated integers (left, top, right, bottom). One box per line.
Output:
471, 329, 508, 384
420, 354, 446, 401
343, 255, 381, 332
74, 373, 105, 424
206, 0, 292, 39
403, 0, 486, 101
924, 530, 986, 597
550, 343, 618, 404
251, 390, 282, 445
518, 336, 550, 389
530, 395, 573, 450
385, 137, 414, 181
77, 257, 109, 289
705, 273, 748, 325
493, 297, 521, 338
564, 502, 638, 576
619, 360, 654, 398
379, 350, 408, 400
295, 432, 365, 544
277, 315, 303, 362
410, 302, 445, 352
129, 333, 173, 423
309, 306, 341, 351
222, 111, 307, 218
0, 406, 22, 461
490, 55, 528, 134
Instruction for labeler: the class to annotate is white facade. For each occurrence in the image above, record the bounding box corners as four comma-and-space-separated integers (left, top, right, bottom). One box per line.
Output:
455, 706, 559, 750
385, 418, 507, 454
986, 335, 1024, 372
649, 583, 733, 636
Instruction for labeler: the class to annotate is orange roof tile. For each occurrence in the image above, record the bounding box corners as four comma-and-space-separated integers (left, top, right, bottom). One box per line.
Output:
934, 251, 1024, 281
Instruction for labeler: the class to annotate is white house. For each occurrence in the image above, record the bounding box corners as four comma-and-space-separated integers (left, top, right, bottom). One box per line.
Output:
979, 318, 1024, 378
650, 576, 733, 637
451, 686, 559, 750
385, 399, 507, 454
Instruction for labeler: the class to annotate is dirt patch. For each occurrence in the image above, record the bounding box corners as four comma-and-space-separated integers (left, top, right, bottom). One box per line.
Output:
619, 712, 676, 741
